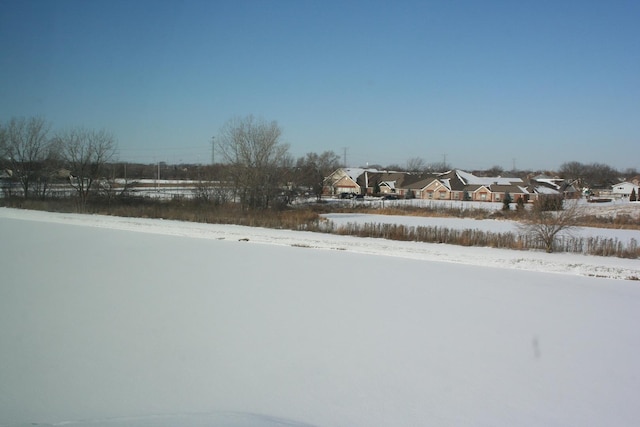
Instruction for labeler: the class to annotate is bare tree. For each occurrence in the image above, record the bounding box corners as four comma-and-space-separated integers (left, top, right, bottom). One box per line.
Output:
0, 117, 57, 198
425, 160, 451, 172
562, 161, 618, 189
485, 165, 504, 176
406, 157, 426, 173
518, 197, 582, 253
584, 162, 618, 188
55, 128, 117, 209
559, 161, 586, 185
623, 167, 638, 180
217, 115, 291, 209
296, 151, 341, 201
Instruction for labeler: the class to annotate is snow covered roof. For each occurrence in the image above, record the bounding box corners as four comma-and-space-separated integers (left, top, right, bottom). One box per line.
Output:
342, 168, 385, 182
440, 178, 452, 191
342, 168, 366, 181
531, 178, 561, 190
532, 185, 561, 195
455, 170, 523, 186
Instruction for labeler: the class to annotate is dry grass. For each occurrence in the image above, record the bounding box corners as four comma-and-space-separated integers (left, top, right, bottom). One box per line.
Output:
329, 204, 495, 220
2, 195, 637, 259
331, 221, 639, 258
0, 196, 325, 231
334, 203, 640, 231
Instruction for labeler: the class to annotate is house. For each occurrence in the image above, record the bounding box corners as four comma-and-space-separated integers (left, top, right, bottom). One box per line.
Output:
323, 168, 368, 195
527, 175, 579, 199
323, 167, 425, 196
612, 182, 639, 198
421, 178, 454, 200
399, 176, 438, 199
426, 170, 467, 200
358, 171, 425, 195
323, 168, 570, 203
418, 170, 530, 202
488, 184, 528, 203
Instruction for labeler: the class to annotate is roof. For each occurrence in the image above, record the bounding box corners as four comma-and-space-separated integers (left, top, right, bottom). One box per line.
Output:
402, 177, 438, 190
437, 170, 467, 191
359, 171, 423, 189
342, 168, 367, 181
491, 184, 529, 194
530, 177, 561, 190
530, 185, 561, 195
326, 168, 537, 196
455, 170, 523, 186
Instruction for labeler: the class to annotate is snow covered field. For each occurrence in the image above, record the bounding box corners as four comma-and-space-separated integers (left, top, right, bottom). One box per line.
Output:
1, 208, 640, 427
322, 212, 640, 244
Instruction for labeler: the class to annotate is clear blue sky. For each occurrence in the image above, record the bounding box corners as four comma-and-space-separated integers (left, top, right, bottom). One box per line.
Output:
1, 0, 638, 171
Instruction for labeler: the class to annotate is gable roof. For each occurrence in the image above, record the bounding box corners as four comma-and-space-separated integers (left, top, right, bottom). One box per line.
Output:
437, 170, 467, 191
402, 176, 439, 190
342, 168, 368, 181
359, 171, 425, 189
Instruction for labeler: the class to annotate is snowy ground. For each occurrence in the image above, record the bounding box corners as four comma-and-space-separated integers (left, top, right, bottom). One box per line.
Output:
322, 212, 640, 244
1, 207, 640, 427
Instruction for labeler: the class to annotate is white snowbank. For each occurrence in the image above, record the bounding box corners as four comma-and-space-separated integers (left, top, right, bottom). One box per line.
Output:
1, 208, 637, 280
2, 208, 640, 427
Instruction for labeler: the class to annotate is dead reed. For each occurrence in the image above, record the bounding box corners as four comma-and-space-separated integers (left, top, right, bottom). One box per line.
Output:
2, 196, 637, 258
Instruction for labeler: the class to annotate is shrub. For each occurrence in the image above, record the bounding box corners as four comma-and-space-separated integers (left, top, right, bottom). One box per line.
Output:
502, 192, 512, 211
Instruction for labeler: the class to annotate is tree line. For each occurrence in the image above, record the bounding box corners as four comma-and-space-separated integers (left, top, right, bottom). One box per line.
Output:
0, 115, 343, 211
0, 117, 116, 208
2, 115, 634, 211
215, 115, 341, 209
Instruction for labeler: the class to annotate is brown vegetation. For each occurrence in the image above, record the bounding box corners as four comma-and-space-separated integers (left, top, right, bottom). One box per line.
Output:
2, 194, 637, 259
0, 196, 325, 232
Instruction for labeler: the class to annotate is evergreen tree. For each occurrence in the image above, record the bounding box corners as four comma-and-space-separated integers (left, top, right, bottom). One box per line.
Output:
502, 192, 513, 211
631, 187, 637, 202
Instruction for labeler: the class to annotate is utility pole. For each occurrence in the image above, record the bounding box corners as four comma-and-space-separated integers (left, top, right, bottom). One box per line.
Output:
211, 136, 215, 165
342, 147, 348, 167
156, 161, 160, 192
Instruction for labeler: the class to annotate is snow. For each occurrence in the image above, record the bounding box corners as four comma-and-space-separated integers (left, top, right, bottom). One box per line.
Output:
1, 207, 640, 427
322, 212, 640, 244
455, 170, 523, 186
